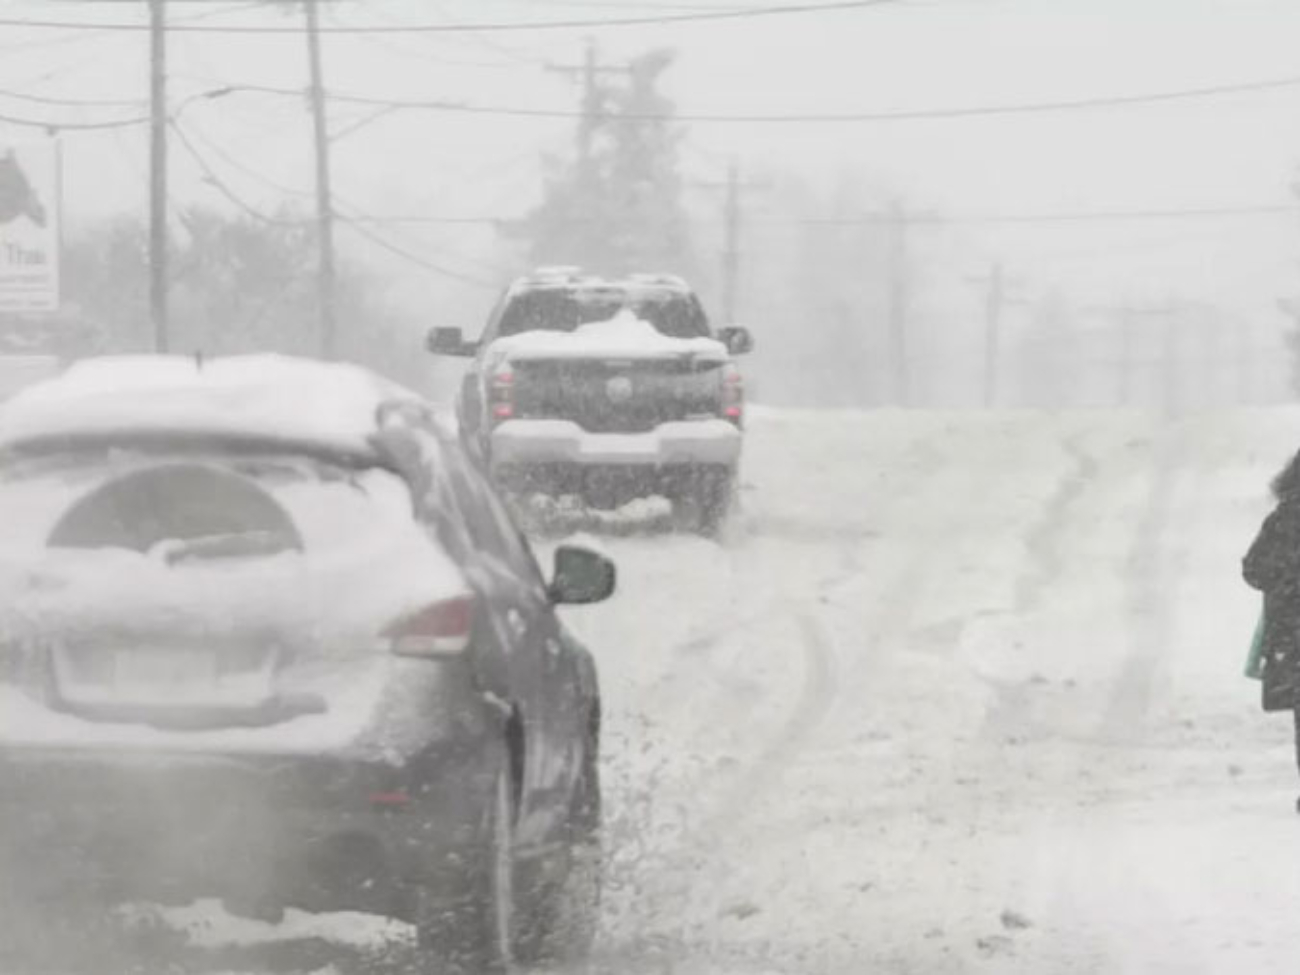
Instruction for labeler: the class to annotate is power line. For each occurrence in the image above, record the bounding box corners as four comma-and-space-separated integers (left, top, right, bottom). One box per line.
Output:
8, 66, 1300, 132
42, 0, 746, 5
336, 205, 516, 276
217, 71, 1300, 125
0, 87, 143, 109
763, 204, 1300, 225
336, 218, 502, 289
170, 120, 299, 225
169, 119, 519, 278
0, 109, 148, 130
0, 0, 899, 33
320, 8, 547, 72
41, 0, 282, 4
0, 0, 262, 55
181, 118, 313, 198
0, 79, 288, 133
173, 122, 502, 287
419, 1, 553, 66
348, 203, 1300, 227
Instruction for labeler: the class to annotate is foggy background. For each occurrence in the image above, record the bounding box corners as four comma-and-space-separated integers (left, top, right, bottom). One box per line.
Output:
2, 0, 1297, 409
3, 4, 1300, 972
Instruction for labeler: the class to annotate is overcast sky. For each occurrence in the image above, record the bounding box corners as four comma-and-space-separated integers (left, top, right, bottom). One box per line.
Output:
2, 0, 1298, 334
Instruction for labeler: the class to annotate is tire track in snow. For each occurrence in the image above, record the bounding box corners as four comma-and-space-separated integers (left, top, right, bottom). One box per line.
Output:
626, 426, 947, 729
639, 428, 982, 862
595, 570, 847, 973
596, 432, 957, 966
972, 431, 1099, 740
597, 611, 841, 974
1099, 424, 1187, 738
1015, 433, 1100, 614
688, 612, 839, 845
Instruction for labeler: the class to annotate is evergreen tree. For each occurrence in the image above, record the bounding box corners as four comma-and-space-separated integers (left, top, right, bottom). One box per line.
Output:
522, 48, 696, 278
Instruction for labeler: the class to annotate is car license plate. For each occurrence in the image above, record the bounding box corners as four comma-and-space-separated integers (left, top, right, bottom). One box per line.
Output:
114, 649, 217, 690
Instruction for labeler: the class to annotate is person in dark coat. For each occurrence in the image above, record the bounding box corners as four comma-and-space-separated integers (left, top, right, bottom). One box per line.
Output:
1243, 449, 1300, 803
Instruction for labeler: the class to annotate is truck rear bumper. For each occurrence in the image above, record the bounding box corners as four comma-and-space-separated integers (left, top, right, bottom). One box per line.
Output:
490, 418, 742, 469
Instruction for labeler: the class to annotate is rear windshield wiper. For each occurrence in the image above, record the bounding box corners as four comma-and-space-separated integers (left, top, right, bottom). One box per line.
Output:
152, 530, 299, 566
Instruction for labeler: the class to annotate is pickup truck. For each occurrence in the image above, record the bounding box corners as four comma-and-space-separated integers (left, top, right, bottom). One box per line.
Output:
428, 269, 754, 534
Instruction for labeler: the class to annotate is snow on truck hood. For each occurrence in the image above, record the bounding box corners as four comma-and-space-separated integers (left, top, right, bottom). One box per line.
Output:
489, 310, 728, 363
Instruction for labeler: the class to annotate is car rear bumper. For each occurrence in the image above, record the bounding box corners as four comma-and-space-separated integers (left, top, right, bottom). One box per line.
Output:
490, 418, 742, 469
0, 738, 500, 918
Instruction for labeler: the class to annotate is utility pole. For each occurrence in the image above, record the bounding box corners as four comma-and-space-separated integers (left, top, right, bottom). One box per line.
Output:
692, 161, 766, 326
1200, 307, 1219, 409
547, 39, 629, 170
965, 261, 1028, 407
983, 262, 1003, 408
1161, 301, 1180, 417
1086, 301, 1184, 410
887, 200, 909, 406
574, 39, 599, 168
965, 260, 1006, 408
1235, 317, 1251, 405
721, 160, 740, 324
149, 0, 167, 353
305, 0, 336, 360
1118, 307, 1134, 405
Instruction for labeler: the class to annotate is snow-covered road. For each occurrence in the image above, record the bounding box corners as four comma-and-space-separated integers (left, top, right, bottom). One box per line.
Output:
577, 406, 1300, 974
16, 406, 1300, 973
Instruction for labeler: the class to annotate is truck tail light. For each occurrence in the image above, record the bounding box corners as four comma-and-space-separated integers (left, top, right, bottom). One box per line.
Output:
490, 368, 514, 423
721, 363, 744, 426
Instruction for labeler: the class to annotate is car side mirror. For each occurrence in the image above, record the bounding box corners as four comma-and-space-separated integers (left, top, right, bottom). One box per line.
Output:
549, 544, 616, 605
427, 326, 479, 357
718, 326, 754, 355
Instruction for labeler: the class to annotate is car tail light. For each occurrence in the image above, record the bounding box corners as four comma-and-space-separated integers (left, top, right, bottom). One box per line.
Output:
721, 363, 744, 426
490, 367, 514, 423
384, 594, 475, 657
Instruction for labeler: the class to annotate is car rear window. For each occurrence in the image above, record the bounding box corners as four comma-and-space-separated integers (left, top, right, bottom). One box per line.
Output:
498, 288, 711, 339
0, 446, 416, 562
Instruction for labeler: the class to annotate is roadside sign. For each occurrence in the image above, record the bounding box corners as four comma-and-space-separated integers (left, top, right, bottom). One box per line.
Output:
0, 141, 59, 313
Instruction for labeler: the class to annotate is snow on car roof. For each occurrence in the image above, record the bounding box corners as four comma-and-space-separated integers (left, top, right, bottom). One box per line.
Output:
490, 309, 728, 361
0, 353, 424, 457
0, 354, 62, 401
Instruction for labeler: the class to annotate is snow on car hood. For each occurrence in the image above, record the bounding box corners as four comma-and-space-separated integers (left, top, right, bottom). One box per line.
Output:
489, 309, 728, 364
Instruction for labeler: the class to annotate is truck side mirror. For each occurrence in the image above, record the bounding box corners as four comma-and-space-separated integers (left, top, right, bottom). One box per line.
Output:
718, 326, 754, 356
427, 327, 478, 357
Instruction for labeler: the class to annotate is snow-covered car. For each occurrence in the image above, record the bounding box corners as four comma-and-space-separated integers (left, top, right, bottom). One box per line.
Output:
0, 355, 613, 973
428, 269, 754, 533
0, 353, 61, 401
